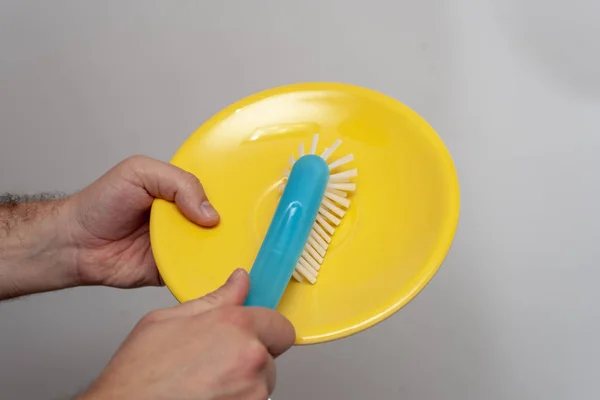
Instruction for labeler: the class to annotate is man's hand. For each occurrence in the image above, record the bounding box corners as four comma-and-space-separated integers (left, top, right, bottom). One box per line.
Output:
65, 155, 220, 288
80, 269, 295, 400
0, 155, 219, 299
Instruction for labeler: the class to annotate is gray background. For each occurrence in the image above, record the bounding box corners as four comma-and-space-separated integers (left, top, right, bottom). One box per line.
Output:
1, 1, 599, 399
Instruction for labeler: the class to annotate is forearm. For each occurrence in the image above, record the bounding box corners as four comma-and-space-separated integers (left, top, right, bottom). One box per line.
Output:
0, 194, 79, 300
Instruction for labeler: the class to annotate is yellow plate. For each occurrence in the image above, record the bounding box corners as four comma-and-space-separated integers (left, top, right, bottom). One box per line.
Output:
150, 82, 460, 345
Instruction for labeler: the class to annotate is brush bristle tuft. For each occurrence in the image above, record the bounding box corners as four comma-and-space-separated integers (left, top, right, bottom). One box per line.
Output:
279, 134, 357, 284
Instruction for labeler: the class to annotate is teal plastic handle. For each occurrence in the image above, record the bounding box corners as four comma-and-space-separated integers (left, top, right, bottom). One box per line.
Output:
244, 154, 330, 309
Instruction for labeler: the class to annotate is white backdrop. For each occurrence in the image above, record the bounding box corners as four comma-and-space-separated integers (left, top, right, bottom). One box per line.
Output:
1, 1, 599, 399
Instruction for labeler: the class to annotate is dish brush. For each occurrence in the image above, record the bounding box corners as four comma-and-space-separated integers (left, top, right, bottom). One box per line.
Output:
244, 134, 357, 309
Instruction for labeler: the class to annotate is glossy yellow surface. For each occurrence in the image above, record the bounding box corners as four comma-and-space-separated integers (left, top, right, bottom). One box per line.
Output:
150, 83, 460, 344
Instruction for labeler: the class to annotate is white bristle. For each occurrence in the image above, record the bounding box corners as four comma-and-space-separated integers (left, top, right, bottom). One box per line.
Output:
299, 256, 319, 273
302, 251, 321, 271
316, 215, 335, 235
307, 236, 326, 257
284, 137, 357, 284
328, 154, 354, 170
325, 191, 351, 208
329, 168, 358, 182
313, 222, 331, 243
310, 229, 329, 250
320, 147, 331, 159
306, 243, 324, 264
292, 270, 303, 282
327, 182, 356, 191
327, 188, 348, 198
320, 139, 342, 161
296, 261, 317, 283
319, 207, 341, 226
310, 134, 319, 154
322, 198, 346, 218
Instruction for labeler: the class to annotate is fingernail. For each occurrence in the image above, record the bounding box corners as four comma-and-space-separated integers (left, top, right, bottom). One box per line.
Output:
200, 200, 219, 219
227, 268, 246, 284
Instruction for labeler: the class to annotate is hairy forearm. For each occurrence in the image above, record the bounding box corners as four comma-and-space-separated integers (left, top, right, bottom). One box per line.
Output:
0, 193, 79, 300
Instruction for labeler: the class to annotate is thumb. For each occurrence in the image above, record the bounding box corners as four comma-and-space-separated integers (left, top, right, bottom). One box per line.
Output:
173, 269, 250, 317
118, 155, 220, 227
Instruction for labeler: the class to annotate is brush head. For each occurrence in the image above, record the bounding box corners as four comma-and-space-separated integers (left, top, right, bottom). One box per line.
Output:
280, 134, 357, 284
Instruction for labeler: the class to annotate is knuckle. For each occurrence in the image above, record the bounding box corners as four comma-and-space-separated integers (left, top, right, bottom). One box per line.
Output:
267, 311, 296, 347
122, 154, 149, 169
179, 170, 201, 188
238, 340, 269, 371
116, 155, 150, 180
280, 317, 296, 345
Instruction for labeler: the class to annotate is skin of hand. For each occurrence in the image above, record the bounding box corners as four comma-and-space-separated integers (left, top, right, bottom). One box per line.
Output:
65, 154, 221, 288
79, 268, 296, 400
0, 155, 220, 299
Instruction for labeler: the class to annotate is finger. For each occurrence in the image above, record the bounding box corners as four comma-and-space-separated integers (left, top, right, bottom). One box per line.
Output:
121, 155, 220, 227
243, 307, 296, 357
170, 269, 250, 317
263, 355, 276, 395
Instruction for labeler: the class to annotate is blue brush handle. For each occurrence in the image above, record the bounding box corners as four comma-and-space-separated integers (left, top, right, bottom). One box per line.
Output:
244, 154, 330, 309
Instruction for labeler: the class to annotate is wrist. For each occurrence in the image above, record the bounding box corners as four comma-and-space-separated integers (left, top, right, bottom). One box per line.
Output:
0, 196, 81, 299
